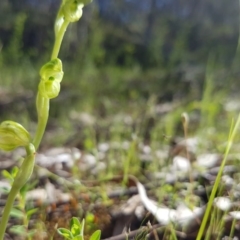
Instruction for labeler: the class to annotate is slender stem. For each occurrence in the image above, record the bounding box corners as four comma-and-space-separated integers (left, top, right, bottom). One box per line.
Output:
51, 20, 69, 60
33, 93, 49, 150
0, 186, 18, 239
33, 20, 69, 150
0, 144, 35, 240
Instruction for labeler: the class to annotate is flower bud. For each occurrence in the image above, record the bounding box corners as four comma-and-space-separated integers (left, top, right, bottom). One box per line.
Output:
39, 58, 64, 99
62, 0, 84, 22
40, 58, 63, 83
38, 79, 60, 99
0, 121, 31, 151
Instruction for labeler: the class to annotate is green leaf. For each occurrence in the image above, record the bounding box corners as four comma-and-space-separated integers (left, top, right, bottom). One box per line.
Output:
9, 225, 27, 236
57, 228, 73, 239
11, 166, 19, 178
26, 208, 39, 219
1, 170, 13, 181
89, 230, 101, 240
70, 217, 81, 236
10, 208, 24, 219
27, 229, 37, 237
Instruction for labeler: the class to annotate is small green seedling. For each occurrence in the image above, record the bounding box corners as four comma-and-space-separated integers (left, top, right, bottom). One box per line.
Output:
57, 217, 101, 240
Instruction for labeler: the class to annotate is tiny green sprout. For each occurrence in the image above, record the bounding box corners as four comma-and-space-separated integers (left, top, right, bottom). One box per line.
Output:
57, 228, 74, 239
58, 218, 101, 240
2, 166, 19, 184
0, 121, 30, 151
89, 230, 101, 240
70, 217, 82, 236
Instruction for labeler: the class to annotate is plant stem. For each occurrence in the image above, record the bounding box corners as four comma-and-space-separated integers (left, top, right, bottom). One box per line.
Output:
33, 93, 49, 150
51, 20, 69, 60
0, 186, 18, 240
33, 20, 69, 150
0, 144, 35, 240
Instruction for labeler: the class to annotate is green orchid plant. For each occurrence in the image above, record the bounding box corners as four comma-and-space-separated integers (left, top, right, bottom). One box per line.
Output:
0, 0, 92, 239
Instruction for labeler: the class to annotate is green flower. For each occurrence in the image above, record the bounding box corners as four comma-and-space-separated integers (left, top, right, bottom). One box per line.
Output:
55, 0, 92, 34
38, 79, 60, 99
40, 58, 63, 83
0, 121, 31, 151
62, 0, 84, 22
39, 58, 64, 99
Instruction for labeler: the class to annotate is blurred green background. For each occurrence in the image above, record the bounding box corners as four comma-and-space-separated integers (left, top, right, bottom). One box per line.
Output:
0, 0, 240, 148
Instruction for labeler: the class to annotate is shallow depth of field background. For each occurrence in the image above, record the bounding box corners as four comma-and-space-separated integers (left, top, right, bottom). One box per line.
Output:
2, 1, 240, 239
0, 0, 240, 151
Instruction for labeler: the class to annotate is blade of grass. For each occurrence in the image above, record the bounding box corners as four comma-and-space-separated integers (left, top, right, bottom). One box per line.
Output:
196, 114, 240, 240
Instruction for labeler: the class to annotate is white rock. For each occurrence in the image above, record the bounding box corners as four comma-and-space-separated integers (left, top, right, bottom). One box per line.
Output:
121, 195, 141, 215
122, 141, 130, 150
98, 143, 110, 152
175, 203, 204, 226
214, 197, 232, 211
222, 175, 235, 186
196, 154, 220, 168
36, 147, 81, 169
91, 162, 106, 174
82, 154, 96, 166
224, 99, 240, 112
97, 151, 106, 160
135, 205, 145, 219
173, 156, 191, 172
26, 189, 48, 201
79, 154, 97, 171
71, 148, 82, 160
229, 211, 240, 219
142, 145, 151, 154
184, 138, 198, 154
